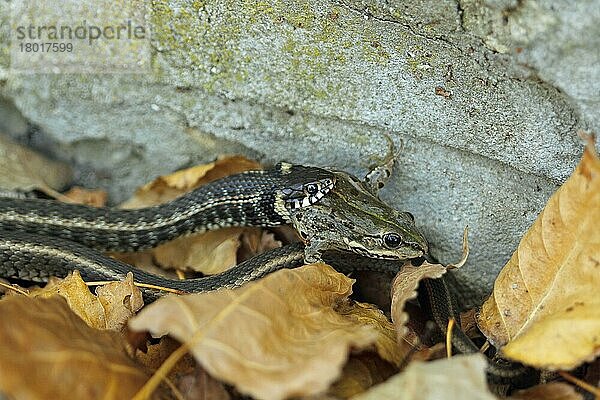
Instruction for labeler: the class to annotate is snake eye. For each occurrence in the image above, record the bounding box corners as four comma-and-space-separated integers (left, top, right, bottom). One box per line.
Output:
406, 212, 415, 222
383, 233, 402, 249
304, 183, 319, 195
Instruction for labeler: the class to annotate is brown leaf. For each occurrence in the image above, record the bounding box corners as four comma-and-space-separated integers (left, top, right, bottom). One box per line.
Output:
478, 135, 600, 370
390, 261, 447, 339
238, 229, 283, 262
62, 186, 108, 207
509, 382, 583, 400
129, 264, 401, 400
328, 353, 396, 399
0, 296, 148, 399
0, 134, 72, 194
31, 271, 143, 331
350, 354, 496, 400
95, 274, 145, 329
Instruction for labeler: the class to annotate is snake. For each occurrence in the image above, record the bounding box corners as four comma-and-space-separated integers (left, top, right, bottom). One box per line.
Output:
0, 161, 534, 386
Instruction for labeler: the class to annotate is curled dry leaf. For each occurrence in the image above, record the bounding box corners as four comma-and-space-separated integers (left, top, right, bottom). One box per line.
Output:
0, 133, 72, 194
478, 136, 600, 370
31, 271, 143, 331
350, 354, 496, 400
390, 227, 468, 341
390, 261, 447, 341
0, 296, 148, 399
129, 264, 401, 400
114, 156, 269, 275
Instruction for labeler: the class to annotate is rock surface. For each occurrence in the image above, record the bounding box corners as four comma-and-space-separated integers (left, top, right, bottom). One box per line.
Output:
0, 0, 598, 306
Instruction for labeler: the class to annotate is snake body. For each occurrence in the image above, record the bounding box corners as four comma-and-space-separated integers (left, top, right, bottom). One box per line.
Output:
0, 163, 333, 252
0, 230, 306, 301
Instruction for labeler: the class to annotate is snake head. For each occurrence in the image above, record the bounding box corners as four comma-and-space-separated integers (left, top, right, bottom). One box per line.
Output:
275, 163, 336, 211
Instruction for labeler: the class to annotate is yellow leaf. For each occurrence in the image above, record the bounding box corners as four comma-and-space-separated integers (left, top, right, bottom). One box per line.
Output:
478, 135, 600, 369
31, 271, 143, 331
350, 354, 496, 400
0, 296, 148, 399
129, 264, 400, 400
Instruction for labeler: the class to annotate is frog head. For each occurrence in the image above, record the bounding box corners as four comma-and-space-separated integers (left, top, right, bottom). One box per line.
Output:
283, 169, 428, 263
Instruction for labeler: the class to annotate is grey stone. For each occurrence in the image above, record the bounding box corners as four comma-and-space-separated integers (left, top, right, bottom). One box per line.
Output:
0, 0, 597, 306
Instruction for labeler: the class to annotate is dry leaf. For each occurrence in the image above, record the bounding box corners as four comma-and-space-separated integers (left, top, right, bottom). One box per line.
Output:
115, 156, 264, 275
31, 271, 143, 331
152, 228, 251, 274
0, 296, 148, 399
0, 133, 72, 194
390, 261, 447, 339
62, 186, 108, 207
510, 382, 583, 400
178, 368, 232, 400
95, 274, 145, 329
238, 229, 283, 263
328, 354, 396, 399
135, 338, 226, 400
390, 228, 468, 343
478, 136, 600, 370
350, 354, 496, 400
130, 264, 400, 400
336, 300, 406, 366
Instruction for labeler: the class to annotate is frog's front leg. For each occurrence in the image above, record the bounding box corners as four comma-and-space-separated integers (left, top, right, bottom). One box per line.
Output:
363, 135, 397, 196
303, 235, 334, 263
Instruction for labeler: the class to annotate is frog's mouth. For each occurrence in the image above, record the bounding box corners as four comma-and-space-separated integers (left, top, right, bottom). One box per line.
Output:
347, 243, 423, 260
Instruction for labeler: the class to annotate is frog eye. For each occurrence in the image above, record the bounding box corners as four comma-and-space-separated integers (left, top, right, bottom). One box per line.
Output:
383, 233, 402, 249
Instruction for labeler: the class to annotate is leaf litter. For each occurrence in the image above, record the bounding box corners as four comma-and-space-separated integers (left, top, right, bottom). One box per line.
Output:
0, 136, 599, 399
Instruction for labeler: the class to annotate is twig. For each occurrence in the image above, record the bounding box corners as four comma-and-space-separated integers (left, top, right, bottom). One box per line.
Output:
0, 281, 29, 296
558, 371, 600, 398
446, 318, 455, 358
133, 343, 191, 400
